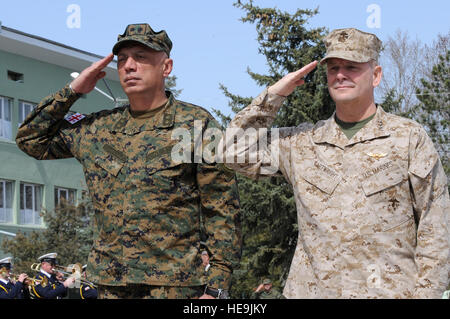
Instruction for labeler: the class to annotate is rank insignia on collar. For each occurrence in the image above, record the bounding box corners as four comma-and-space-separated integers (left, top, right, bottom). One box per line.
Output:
367, 152, 388, 160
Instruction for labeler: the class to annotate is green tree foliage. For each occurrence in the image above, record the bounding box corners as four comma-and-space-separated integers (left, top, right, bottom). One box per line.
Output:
166, 75, 182, 98
414, 50, 450, 187
1, 197, 93, 275
218, 1, 335, 298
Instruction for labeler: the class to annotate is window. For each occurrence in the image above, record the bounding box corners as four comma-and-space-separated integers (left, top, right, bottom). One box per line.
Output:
7, 70, 24, 83
0, 96, 12, 140
54, 187, 76, 206
18, 101, 36, 127
19, 183, 42, 225
0, 180, 13, 223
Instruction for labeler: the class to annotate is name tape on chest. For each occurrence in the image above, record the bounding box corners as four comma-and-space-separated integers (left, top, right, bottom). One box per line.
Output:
65, 112, 86, 124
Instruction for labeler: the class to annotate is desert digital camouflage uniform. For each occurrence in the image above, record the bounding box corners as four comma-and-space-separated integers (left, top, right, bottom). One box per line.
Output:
15, 86, 241, 294
222, 28, 449, 299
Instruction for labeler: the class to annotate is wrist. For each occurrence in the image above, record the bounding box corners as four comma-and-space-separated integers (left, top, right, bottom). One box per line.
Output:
69, 83, 78, 94
268, 86, 287, 97
204, 286, 229, 299
68, 83, 84, 97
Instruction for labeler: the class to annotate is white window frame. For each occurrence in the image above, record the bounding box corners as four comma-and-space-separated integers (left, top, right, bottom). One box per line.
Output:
18, 101, 36, 127
55, 187, 76, 206
0, 180, 14, 223
20, 183, 42, 225
0, 96, 12, 140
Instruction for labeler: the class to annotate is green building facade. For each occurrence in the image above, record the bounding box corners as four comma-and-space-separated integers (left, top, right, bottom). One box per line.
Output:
0, 23, 125, 257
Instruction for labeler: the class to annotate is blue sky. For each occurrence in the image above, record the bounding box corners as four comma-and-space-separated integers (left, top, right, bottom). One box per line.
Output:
1, 0, 449, 116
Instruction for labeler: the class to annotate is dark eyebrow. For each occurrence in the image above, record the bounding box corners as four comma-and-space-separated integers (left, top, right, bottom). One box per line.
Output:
118, 49, 147, 56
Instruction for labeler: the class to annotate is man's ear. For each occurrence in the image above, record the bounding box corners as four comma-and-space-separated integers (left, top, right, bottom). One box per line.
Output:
163, 58, 173, 78
373, 65, 382, 88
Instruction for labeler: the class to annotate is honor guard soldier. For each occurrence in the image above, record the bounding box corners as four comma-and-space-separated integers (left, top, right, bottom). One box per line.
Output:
79, 264, 97, 299
0, 257, 28, 299
30, 253, 74, 299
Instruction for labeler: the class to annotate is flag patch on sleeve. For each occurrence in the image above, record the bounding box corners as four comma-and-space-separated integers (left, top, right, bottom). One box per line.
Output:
65, 112, 86, 124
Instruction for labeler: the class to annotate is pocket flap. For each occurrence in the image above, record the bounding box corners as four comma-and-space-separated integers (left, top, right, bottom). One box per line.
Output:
362, 162, 404, 196
299, 160, 341, 195
94, 152, 124, 177
146, 144, 183, 175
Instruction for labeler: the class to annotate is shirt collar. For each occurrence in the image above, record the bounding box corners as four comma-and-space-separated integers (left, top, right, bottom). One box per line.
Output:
0, 278, 9, 285
113, 91, 176, 134
312, 105, 390, 149
40, 270, 52, 278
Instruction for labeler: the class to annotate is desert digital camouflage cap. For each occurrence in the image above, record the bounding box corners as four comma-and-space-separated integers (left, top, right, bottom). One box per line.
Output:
112, 23, 173, 57
321, 28, 382, 64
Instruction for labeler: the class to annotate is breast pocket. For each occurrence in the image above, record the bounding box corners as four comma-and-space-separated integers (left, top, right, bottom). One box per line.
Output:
361, 161, 405, 197
360, 160, 414, 234
94, 152, 124, 177
139, 145, 194, 210
296, 159, 342, 196
81, 146, 125, 200
140, 144, 192, 194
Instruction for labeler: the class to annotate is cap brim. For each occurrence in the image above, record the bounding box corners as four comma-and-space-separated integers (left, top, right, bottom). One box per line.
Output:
112, 39, 165, 55
320, 52, 371, 65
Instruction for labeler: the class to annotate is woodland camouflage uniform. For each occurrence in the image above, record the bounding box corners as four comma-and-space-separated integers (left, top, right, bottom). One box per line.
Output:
16, 23, 241, 297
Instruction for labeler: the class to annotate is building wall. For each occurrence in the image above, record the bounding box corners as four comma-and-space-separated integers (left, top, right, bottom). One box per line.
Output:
0, 48, 124, 256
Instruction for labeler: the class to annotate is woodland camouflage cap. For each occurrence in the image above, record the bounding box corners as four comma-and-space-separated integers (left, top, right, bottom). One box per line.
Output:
263, 278, 272, 285
112, 23, 173, 57
321, 28, 382, 64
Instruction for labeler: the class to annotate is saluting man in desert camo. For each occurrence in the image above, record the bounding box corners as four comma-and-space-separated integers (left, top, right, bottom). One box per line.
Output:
221, 28, 449, 299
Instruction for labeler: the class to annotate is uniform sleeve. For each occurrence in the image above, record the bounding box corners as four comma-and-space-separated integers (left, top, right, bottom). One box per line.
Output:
218, 88, 295, 181
8, 282, 24, 299
0, 284, 11, 299
80, 284, 98, 299
15, 84, 82, 160
33, 281, 67, 299
408, 126, 450, 298
196, 117, 242, 290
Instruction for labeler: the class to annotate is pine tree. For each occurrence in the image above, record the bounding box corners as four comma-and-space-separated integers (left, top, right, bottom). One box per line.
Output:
414, 50, 449, 188
166, 75, 182, 98
216, 1, 335, 298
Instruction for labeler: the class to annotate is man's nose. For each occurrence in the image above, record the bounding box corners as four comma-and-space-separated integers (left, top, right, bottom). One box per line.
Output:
335, 69, 348, 82
124, 56, 137, 71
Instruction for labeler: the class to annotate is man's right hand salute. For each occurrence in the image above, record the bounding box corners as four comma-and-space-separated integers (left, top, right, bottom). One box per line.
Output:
267, 60, 318, 97
70, 53, 114, 94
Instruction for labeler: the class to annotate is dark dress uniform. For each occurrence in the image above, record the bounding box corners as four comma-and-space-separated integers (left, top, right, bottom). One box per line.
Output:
0, 257, 27, 299
79, 283, 98, 299
0, 280, 25, 299
30, 271, 67, 299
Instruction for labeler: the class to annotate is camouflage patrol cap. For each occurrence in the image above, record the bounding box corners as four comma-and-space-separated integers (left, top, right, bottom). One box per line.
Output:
112, 23, 173, 57
263, 278, 272, 285
321, 28, 382, 64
